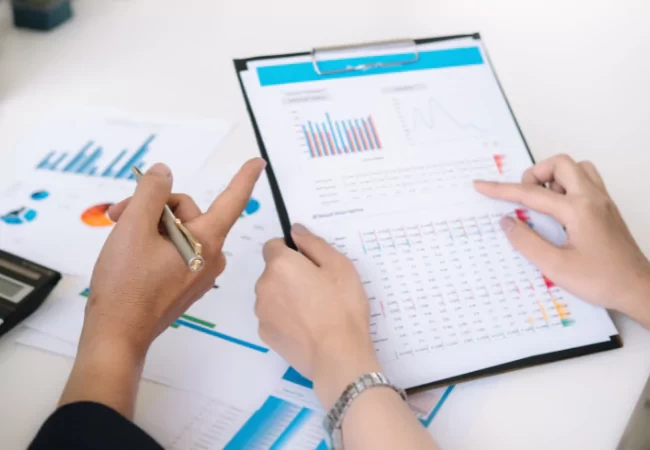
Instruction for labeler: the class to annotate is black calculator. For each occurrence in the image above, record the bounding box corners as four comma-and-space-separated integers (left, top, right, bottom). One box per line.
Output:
0, 249, 61, 337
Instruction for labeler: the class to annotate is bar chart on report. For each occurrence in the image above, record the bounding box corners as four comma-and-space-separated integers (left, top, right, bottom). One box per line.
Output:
301, 113, 382, 158
14, 111, 232, 190
35, 135, 154, 180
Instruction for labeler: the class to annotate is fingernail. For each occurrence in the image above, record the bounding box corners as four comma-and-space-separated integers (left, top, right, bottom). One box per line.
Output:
292, 223, 309, 235
259, 158, 268, 169
148, 163, 172, 179
499, 216, 516, 233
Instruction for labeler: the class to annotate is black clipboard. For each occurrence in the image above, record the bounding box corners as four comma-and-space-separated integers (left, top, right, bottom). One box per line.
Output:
233, 33, 622, 394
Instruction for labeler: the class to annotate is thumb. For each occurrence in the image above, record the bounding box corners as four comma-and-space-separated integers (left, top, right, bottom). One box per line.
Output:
291, 224, 340, 268
499, 216, 564, 276
122, 163, 173, 230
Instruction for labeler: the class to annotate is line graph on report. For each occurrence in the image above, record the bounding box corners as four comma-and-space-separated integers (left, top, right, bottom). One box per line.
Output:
393, 95, 488, 146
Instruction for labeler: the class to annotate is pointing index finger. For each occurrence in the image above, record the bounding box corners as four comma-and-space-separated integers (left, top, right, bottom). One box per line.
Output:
200, 158, 266, 236
474, 180, 573, 224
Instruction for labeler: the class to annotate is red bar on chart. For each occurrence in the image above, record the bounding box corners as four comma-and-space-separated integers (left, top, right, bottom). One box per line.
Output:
357, 119, 370, 150
346, 126, 357, 153
302, 125, 316, 158
362, 120, 375, 150
318, 128, 329, 156
543, 275, 556, 289
308, 122, 323, 157
368, 115, 382, 148
326, 131, 337, 155
350, 120, 363, 151
303, 113, 383, 157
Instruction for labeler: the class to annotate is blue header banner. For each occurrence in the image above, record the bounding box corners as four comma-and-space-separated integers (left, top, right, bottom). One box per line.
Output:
256, 46, 483, 86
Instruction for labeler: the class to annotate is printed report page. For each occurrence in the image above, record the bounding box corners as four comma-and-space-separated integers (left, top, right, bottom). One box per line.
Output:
239, 36, 618, 389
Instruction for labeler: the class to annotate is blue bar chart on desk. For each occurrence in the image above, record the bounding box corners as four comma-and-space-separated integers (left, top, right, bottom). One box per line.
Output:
35, 135, 154, 180
225, 366, 455, 449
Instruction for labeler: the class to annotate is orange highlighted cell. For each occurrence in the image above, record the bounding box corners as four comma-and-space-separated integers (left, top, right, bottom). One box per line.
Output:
551, 294, 570, 320
537, 300, 549, 322
81, 203, 114, 227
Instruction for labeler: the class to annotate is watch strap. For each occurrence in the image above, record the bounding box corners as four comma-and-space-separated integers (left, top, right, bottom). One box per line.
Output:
323, 372, 407, 447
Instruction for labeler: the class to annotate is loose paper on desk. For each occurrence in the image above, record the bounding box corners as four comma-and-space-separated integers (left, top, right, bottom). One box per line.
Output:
18, 168, 288, 409
0, 110, 232, 277
15, 326, 456, 450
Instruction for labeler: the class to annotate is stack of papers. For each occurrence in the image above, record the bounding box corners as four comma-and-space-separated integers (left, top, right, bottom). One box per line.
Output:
1, 110, 456, 449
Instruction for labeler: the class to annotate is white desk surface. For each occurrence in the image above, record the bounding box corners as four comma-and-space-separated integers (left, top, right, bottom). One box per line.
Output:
1, 1, 650, 449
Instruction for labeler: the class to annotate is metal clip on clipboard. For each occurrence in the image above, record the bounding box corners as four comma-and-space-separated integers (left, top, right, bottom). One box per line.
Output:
310, 38, 419, 76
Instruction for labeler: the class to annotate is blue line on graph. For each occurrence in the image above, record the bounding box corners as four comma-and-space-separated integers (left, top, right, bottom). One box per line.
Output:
362, 119, 375, 149
270, 408, 314, 450
314, 123, 328, 156
343, 121, 354, 151
224, 396, 295, 449
63, 141, 93, 172
321, 122, 330, 153
174, 319, 269, 353
115, 135, 154, 179
101, 149, 127, 177
307, 121, 319, 157
355, 119, 368, 150
282, 367, 314, 389
37, 151, 55, 169
335, 121, 348, 153
419, 385, 455, 427
344, 121, 355, 151
78, 147, 102, 174
326, 113, 341, 154
49, 152, 68, 170
370, 117, 381, 147
302, 125, 314, 157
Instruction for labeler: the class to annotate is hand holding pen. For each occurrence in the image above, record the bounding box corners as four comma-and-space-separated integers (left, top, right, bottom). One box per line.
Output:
78, 159, 266, 359
131, 166, 205, 272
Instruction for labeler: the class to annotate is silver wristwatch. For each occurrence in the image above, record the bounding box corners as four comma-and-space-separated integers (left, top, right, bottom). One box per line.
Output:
323, 372, 407, 447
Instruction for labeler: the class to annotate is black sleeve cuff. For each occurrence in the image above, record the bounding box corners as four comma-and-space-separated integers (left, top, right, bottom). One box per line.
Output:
29, 401, 163, 450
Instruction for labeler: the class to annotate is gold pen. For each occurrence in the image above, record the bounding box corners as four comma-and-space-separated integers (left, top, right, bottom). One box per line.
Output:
131, 166, 205, 272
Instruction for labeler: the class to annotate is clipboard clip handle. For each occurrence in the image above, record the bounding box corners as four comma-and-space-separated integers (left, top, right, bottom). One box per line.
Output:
311, 38, 419, 76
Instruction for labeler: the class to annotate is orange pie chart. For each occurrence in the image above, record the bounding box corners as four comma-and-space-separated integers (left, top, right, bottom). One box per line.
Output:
81, 203, 114, 227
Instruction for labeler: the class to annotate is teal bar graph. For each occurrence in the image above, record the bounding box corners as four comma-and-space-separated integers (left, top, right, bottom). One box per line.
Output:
49, 152, 69, 170
34, 135, 156, 181
303, 113, 382, 158
63, 141, 93, 172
